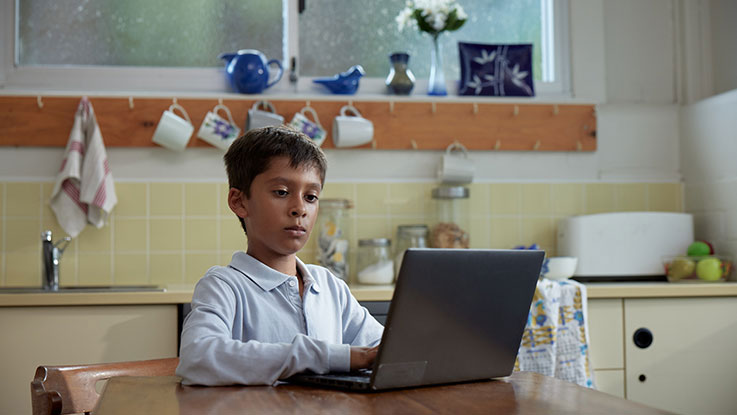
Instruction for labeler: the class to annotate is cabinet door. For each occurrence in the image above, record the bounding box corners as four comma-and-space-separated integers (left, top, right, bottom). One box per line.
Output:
625, 297, 737, 414
588, 298, 624, 370
0, 305, 178, 415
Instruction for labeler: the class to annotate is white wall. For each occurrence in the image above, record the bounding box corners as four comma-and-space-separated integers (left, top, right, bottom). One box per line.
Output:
680, 88, 737, 267
0, 0, 683, 184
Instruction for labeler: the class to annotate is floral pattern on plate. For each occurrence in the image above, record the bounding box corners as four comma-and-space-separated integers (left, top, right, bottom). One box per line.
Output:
458, 42, 535, 97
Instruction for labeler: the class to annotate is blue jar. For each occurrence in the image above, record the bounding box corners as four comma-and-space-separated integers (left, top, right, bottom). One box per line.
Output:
385, 52, 415, 95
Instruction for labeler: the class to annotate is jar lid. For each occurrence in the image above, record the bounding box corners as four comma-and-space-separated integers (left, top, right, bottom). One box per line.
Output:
397, 224, 429, 236
431, 186, 469, 199
320, 198, 353, 209
359, 238, 391, 247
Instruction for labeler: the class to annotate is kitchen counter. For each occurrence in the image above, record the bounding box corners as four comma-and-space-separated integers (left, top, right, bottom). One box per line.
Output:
2, 282, 737, 306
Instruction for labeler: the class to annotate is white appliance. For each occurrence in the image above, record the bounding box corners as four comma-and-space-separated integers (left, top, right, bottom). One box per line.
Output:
557, 212, 694, 280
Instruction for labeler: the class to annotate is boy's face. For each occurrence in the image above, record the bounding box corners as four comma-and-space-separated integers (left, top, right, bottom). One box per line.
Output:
230, 156, 322, 261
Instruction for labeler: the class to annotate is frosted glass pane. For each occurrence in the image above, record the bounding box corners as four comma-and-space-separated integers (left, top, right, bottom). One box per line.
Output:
17, 0, 283, 67
299, 0, 543, 81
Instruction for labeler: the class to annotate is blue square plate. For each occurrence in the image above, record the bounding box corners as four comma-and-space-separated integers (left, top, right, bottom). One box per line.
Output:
458, 42, 535, 97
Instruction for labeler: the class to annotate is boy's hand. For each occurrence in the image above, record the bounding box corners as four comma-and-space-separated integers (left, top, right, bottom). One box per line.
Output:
349, 346, 379, 370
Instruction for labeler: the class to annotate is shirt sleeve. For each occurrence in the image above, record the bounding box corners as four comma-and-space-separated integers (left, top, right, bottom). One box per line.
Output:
176, 275, 350, 386
338, 279, 385, 347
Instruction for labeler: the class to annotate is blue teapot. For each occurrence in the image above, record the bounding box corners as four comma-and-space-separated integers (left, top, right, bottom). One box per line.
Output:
219, 49, 283, 94
313, 65, 365, 94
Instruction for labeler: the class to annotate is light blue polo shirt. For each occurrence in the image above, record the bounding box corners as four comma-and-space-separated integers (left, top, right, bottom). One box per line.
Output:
176, 251, 384, 386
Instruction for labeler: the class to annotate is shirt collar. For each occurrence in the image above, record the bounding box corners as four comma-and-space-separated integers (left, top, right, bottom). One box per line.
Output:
228, 251, 320, 293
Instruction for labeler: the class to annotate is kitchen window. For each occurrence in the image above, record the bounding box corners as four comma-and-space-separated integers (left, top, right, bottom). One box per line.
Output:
0, 0, 569, 96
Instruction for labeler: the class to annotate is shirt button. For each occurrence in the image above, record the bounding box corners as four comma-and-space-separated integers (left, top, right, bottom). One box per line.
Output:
289, 280, 296, 287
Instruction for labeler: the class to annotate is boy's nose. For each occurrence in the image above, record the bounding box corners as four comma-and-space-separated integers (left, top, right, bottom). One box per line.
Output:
290, 203, 306, 217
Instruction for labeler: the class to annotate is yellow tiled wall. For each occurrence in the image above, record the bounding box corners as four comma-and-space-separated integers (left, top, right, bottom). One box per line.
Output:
0, 181, 683, 287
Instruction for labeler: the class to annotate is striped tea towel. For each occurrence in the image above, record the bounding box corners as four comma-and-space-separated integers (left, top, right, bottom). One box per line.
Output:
50, 97, 117, 237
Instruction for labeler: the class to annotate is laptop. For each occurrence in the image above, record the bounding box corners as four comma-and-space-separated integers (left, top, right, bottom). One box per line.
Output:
287, 248, 544, 391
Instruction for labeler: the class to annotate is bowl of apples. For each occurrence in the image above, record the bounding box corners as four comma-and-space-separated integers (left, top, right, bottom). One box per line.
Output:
664, 241, 732, 282
663, 255, 733, 282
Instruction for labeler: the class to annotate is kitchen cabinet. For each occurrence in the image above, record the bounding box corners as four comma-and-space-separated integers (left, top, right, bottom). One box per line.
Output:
624, 297, 737, 414
587, 296, 737, 414
0, 305, 178, 415
587, 298, 625, 398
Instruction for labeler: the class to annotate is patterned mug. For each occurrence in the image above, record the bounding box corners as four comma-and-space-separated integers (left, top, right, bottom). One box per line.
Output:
289, 106, 327, 146
197, 103, 241, 150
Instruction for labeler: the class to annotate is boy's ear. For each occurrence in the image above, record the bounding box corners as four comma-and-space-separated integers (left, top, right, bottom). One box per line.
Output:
228, 188, 248, 218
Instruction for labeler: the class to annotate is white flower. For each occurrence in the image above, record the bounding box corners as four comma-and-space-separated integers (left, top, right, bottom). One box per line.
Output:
429, 12, 447, 31
396, 0, 466, 34
455, 5, 467, 20
396, 7, 415, 31
467, 74, 483, 95
473, 49, 496, 65
510, 63, 529, 85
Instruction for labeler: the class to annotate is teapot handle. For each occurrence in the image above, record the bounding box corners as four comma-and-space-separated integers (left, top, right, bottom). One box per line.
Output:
265, 59, 284, 89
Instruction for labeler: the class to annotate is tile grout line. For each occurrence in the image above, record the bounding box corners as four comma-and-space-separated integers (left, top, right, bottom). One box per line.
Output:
37, 183, 44, 286
214, 183, 220, 267
146, 182, 151, 284
181, 183, 186, 283
1, 183, 5, 285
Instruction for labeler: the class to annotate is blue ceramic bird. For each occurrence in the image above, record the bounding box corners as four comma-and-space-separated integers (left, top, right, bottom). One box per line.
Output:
313, 65, 365, 94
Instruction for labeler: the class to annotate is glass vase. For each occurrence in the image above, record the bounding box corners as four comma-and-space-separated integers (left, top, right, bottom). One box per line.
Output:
428, 35, 447, 96
385, 52, 415, 95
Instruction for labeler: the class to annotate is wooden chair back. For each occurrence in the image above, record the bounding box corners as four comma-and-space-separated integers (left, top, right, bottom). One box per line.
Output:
31, 357, 179, 415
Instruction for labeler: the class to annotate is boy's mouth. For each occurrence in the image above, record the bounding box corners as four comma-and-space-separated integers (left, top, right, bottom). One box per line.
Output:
284, 225, 307, 235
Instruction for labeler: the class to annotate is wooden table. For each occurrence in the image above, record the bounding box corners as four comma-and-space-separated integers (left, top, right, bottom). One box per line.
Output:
92, 372, 674, 414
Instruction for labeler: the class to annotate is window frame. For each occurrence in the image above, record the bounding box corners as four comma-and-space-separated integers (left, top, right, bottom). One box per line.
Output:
0, 0, 570, 98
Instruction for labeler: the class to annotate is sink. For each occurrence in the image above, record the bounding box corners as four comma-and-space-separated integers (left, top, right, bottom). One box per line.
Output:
0, 285, 165, 293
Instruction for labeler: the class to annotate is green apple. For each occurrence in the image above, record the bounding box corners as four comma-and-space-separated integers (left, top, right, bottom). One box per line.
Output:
687, 241, 712, 257
696, 257, 723, 281
668, 258, 696, 280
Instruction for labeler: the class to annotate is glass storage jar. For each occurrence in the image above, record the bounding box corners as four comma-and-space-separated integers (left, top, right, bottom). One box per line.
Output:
430, 186, 470, 248
394, 224, 428, 279
316, 199, 353, 281
356, 238, 394, 285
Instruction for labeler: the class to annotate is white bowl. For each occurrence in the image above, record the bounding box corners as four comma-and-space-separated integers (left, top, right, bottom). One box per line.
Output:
542, 257, 578, 280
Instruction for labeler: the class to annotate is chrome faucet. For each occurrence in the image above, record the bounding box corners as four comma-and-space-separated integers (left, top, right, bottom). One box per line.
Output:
42, 230, 71, 291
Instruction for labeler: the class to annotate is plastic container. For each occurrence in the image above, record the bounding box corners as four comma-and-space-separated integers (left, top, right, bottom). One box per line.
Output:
663, 255, 733, 282
357, 238, 394, 285
316, 199, 352, 281
430, 186, 470, 248
394, 224, 428, 279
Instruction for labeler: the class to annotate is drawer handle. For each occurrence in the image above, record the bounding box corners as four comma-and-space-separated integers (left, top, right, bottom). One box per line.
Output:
633, 328, 653, 349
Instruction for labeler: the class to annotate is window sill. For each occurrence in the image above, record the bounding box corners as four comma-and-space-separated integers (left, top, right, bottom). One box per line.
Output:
0, 86, 593, 105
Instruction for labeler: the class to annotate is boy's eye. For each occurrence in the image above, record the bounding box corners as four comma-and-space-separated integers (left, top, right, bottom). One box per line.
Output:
305, 194, 319, 203
274, 190, 288, 197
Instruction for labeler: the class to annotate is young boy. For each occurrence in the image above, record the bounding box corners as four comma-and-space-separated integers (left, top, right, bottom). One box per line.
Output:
176, 126, 384, 386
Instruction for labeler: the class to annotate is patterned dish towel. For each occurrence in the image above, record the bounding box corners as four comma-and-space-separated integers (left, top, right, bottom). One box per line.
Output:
515, 278, 596, 389
50, 97, 117, 237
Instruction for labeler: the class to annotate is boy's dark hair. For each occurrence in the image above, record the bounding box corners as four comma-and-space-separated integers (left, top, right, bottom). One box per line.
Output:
223, 125, 328, 234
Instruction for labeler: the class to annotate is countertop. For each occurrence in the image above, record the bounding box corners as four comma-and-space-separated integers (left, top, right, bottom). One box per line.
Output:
2, 282, 737, 307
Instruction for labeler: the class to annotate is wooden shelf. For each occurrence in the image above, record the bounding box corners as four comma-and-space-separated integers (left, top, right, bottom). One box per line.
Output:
0, 95, 596, 151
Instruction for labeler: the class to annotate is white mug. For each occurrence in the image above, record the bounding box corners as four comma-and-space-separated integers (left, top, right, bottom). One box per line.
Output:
332, 105, 374, 148
437, 142, 475, 184
152, 103, 194, 151
246, 100, 284, 131
289, 106, 327, 147
197, 103, 241, 150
